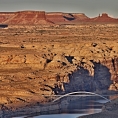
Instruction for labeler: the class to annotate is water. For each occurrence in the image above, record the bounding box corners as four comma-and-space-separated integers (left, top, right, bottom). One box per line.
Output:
13, 95, 117, 118
34, 114, 87, 118
13, 114, 87, 118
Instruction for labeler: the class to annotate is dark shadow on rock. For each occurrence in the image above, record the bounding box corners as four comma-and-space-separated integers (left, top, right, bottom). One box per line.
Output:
63, 62, 112, 93
63, 13, 75, 21
0, 24, 8, 28
63, 16, 75, 21
65, 56, 74, 64
93, 62, 112, 91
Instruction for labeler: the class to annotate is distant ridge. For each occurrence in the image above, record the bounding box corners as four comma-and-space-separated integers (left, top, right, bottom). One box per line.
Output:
0, 11, 118, 25
90, 13, 118, 22
3, 11, 53, 25
0, 12, 14, 23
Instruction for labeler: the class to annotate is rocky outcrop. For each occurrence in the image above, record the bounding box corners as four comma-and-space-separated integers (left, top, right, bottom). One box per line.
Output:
90, 13, 118, 22
46, 12, 66, 23
1, 11, 118, 24
3, 11, 53, 25
46, 12, 89, 24
73, 13, 89, 20
0, 54, 47, 70
0, 12, 14, 23
0, 21, 118, 117
64, 64, 112, 93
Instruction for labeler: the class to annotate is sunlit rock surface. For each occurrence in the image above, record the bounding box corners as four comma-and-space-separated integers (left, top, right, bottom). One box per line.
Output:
0, 10, 118, 117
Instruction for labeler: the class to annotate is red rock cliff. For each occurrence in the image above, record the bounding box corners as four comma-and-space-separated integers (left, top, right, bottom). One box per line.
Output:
90, 13, 118, 22
72, 13, 89, 20
0, 12, 14, 23
46, 12, 66, 23
3, 11, 53, 25
1, 11, 118, 24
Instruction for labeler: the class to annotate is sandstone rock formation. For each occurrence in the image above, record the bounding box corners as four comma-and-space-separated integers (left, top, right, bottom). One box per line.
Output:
46, 12, 66, 23
3, 11, 53, 25
0, 12, 14, 23
62, 13, 89, 24
0, 10, 118, 117
1, 11, 118, 25
0, 23, 118, 105
73, 13, 89, 20
90, 13, 118, 22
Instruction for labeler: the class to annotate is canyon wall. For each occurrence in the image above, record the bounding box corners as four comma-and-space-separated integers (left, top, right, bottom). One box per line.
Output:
0, 18, 118, 115
0, 12, 14, 23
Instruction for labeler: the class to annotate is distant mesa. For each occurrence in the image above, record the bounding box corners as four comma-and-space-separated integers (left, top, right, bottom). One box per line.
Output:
90, 13, 118, 22
72, 13, 89, 20
46, 12, 89, 24
3, 11, 53, 25
63, 13, 75, 21
0, 12, 14, 23
46, 12, 66, 23
63, 13, 89, 21
0, 11, 118, 25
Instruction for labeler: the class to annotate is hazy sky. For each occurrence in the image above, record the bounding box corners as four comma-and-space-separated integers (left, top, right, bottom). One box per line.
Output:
0, 0, 118, 17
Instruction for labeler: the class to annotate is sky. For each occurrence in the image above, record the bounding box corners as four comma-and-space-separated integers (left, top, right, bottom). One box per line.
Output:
0, 0, 118, 17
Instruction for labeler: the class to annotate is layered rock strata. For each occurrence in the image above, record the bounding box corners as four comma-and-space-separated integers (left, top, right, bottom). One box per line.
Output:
0, 23, 118, 117
0, 12, 14, 23
3, 11, 53, 25
0, 11, 118, 25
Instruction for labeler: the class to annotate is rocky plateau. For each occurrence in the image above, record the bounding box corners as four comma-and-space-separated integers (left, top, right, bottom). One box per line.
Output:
0, 10, 118, 117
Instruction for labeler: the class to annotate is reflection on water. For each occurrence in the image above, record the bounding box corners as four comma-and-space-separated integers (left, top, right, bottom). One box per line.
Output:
13, 95, 118, 118
109, 94, 118, 100
95, 99, 109, 103
35, 114, 87, 118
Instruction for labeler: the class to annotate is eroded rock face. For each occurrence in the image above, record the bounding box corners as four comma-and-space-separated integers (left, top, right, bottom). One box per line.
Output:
64, 63, 112, 93
3, 11, 53, 25
0, 23, 118, 115
0, 12, 14, 23
90, 13, 118, 22
1, 11, 118, 25
46, 12, 66, 23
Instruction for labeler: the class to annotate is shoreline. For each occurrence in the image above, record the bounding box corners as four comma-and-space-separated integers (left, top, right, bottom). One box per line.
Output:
79, 97, 118, 118
0, 91, 117, 118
